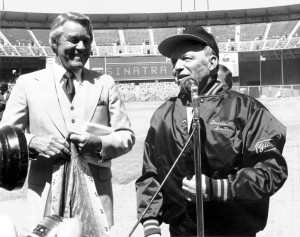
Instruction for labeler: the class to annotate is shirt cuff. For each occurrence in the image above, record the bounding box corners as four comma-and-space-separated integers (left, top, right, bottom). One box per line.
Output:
143, 219, 161, 237
26, 134, 39, 160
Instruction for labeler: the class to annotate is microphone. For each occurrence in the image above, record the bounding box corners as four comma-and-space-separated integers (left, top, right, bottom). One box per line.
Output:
180, 77, 198, 94
180, 78, 201, 119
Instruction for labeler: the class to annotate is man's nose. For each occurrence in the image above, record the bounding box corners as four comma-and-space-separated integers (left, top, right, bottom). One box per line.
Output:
174, 59, 184, 70
76, 40, 85, 49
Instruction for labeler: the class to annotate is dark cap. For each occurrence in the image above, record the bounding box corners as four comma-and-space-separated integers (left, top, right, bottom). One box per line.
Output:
158, 26, 219, 58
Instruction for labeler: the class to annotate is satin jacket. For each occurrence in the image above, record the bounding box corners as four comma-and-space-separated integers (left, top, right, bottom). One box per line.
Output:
136, 83, 287, 235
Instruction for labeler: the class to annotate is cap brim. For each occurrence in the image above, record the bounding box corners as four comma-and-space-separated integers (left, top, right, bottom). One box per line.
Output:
158, 34, 208, 58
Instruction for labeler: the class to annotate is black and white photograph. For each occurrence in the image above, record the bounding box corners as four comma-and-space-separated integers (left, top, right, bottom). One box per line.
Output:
0, 0, 299, 236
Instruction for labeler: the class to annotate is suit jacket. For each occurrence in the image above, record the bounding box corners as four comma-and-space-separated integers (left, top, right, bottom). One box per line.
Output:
0, 65, 135, 228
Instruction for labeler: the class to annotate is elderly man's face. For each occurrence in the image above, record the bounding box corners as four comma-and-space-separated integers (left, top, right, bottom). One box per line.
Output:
56, 21, 92, 72
170, 42, 211, 92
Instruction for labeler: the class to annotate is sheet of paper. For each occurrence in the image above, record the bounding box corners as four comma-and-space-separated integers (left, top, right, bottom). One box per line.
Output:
82, 122, 114, 136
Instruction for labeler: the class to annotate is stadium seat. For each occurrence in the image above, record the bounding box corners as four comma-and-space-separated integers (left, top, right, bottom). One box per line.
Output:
94, 30, 120, 46
123, 29, 150, 45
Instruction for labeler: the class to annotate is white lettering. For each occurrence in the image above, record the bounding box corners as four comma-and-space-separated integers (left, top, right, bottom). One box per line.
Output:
106, 67, 112, 76
151, 66, 158, 74
124, 67, 131, 75
133, 67, 139, 75
160, 66, 167, 75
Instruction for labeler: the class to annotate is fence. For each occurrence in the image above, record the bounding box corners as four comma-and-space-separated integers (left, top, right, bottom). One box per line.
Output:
118, 82, 300, 102
233, 84, 300, 98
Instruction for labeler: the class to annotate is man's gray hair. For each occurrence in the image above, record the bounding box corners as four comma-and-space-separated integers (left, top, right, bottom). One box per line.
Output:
49, 12, 93, 53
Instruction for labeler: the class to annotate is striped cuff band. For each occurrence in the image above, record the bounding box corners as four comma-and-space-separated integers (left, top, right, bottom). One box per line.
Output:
143, 219, 161, 237
211, 178, 231, 201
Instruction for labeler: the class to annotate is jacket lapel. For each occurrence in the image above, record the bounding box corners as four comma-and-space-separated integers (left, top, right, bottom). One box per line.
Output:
36, 68, 68, 137
81, 69, 102, 124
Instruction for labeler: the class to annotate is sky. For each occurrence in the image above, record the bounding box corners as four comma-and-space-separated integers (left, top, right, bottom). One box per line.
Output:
1, 0, 300, 14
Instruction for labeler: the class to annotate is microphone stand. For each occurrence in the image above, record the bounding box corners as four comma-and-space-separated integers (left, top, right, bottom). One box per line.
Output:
127, 79, 204, 237
191, 84, 205, 237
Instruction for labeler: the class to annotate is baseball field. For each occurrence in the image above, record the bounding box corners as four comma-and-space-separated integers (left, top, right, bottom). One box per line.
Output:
0, 98, 299, 237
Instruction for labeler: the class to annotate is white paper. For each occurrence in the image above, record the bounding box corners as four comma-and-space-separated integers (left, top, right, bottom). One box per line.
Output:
82, 122, 114, 136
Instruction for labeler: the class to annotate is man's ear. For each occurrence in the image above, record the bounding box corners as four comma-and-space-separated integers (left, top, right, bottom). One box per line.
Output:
209, 55, 219, 71
52, 43, 58, 54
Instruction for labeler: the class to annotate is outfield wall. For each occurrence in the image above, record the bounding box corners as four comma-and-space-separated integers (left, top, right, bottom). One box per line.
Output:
88, 49, 300, 86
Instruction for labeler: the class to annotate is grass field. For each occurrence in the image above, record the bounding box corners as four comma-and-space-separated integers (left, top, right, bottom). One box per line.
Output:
0, 98, 300, 237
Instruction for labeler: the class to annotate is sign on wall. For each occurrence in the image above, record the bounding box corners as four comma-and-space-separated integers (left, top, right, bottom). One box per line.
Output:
100, 62, 173, 81
219, 52, 239, 77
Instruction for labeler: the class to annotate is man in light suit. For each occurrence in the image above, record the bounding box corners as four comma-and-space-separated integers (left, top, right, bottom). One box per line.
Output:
0, 12, 135, 234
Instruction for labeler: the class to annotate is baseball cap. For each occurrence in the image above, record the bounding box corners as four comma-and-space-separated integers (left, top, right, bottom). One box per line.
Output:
158, 26, 219, 58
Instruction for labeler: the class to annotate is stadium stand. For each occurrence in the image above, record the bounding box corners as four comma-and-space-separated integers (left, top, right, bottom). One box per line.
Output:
44, 46, 55, 56
294, 24, 300, 37
126, 45, 143, 55
211, 25, 236, 42
123, 29, 150, 45
152, 27, 177, 45
239, 41, 251, 51
115, 46, 126, 55
94, 29, 120, 46
217, 42, 227, 51
143, 45, 155, 55
31, 29, 50, 46
15, 46, 33, 56
0, 36, 5, 45
3, 46, 18, 56
2, 20, 300, 57
286, 37, 300, 48
0, 46, 6, 56
267, 20, 298, 39
295, 39, 300, 47
31, 46, 45, 56
1, 6, 300, 102
98, 46, 114, 56
228, 42, 238, 51
274, 38, 288, 49
1, 29, 35, 46
240, 23, 267, 41
264, 40, 277, 50
251, 40, 264, 51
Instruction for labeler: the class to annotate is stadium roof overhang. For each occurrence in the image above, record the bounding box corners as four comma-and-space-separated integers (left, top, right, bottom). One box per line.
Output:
1, 4, 300, 29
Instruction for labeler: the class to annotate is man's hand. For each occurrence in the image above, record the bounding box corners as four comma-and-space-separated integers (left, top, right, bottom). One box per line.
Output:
29, 135, 71, 159
68, 132, 102, 153
182, 174, 232, 202
182, 175, 211, 202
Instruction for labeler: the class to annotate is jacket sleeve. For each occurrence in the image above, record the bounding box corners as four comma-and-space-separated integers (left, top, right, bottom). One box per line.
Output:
100, 75, 135, 160
135, 116, 163, 224
229, 106, 288, 201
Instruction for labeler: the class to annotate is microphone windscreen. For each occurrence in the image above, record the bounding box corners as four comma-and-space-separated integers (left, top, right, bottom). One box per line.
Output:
181, 78, 198, 93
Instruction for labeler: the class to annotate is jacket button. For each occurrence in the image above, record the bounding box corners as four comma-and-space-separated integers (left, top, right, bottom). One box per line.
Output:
70, 106, 74, 110
200, 99, 204, 103
71, 119, 75, 123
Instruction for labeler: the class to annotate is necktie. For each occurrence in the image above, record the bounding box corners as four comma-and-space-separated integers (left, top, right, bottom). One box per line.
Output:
62, 71, 76, 102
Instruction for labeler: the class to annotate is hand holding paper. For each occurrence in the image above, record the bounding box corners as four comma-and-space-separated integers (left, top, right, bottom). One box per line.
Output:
68, 123, 114, 152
